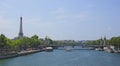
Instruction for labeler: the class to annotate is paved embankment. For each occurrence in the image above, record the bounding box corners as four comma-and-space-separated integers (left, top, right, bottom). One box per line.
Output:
0, 50, 42, 59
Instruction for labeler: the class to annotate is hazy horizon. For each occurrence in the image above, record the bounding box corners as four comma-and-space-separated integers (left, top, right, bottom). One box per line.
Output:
0, 0, 120, 40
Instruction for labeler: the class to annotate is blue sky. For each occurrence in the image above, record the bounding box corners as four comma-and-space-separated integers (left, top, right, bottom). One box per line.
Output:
0, 0, 120, 40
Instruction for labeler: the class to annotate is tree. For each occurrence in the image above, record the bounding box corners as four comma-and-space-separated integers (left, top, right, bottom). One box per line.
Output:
0, 34, 7, 47
30, 35, 43, 49
31, 35, 38, 39
0, 34, 8, 55
110, 36, 120, 47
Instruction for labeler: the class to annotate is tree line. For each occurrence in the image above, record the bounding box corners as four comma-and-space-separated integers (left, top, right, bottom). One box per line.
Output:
0, 34, 53, 55
86, 36, 120, 48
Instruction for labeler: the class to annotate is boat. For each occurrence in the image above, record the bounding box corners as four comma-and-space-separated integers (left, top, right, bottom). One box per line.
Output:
95, 48, 103, 51
107, 49, 114, 53
45, 47, 53, 52
66, 47, 72, 52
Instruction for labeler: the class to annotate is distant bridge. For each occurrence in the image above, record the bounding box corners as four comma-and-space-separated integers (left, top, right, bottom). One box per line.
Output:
39, 44, 105, 49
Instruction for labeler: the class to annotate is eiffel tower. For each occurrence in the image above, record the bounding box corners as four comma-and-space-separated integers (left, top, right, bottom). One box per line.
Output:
18, 16, 24, 37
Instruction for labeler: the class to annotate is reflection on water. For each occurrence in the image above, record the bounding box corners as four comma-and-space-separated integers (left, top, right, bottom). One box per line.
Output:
0, 47, 120, 66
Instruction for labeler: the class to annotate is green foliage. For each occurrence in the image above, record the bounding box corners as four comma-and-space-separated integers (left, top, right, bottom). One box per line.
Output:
86, 36, 120, 47
86, 39, 100, 45
0, 34, 7, 48
31, 35, 38, 39
110, 36, 120, 46
0, 34, 13, 55
0, 34, 45, 53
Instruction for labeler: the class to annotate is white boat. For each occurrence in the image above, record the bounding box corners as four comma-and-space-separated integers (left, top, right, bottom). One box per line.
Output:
66, 47, 72, 52
107, 49, 114, 53
95, 48, 103, 51
45, 47, 53, 52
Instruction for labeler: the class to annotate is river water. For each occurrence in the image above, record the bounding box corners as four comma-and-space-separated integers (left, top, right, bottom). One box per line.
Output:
0, 47, 120, 66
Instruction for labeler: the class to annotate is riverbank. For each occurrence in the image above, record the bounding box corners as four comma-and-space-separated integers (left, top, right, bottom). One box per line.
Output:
94, 46, 120, 53
0, 49, 42, 59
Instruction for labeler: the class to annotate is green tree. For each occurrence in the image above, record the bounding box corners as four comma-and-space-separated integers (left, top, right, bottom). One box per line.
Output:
30, 35, 43, 49
0, 34, 8, 55
110, 36, 120, 47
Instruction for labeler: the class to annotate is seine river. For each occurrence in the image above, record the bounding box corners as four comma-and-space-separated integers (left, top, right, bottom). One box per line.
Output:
0, 47, 120, 66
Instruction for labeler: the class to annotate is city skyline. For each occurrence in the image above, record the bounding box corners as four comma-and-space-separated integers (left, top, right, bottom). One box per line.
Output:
0, 0, 120, 40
